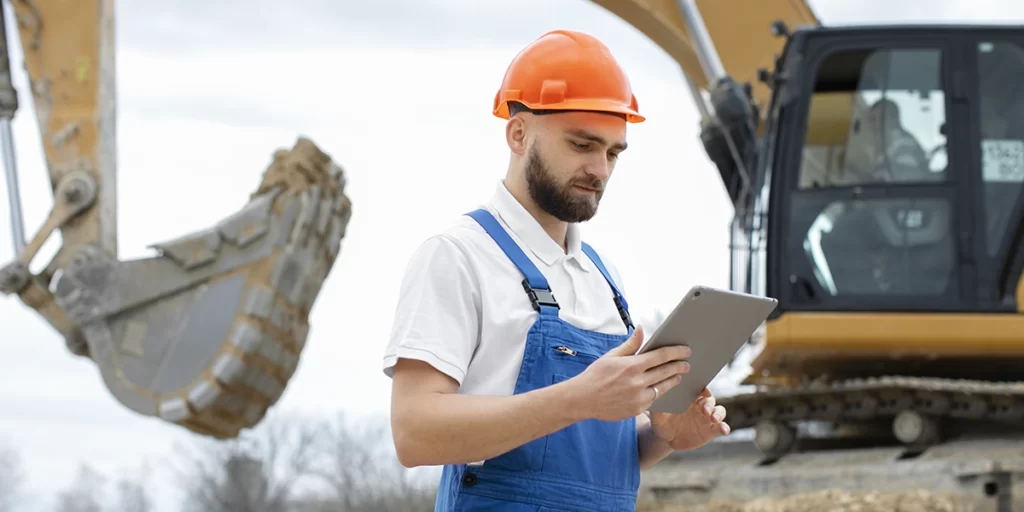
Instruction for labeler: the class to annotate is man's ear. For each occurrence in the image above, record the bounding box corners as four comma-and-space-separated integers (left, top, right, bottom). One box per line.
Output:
506, 116, 529, 156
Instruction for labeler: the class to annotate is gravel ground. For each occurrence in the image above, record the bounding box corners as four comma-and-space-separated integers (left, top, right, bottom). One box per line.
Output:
637, 489, 968, 512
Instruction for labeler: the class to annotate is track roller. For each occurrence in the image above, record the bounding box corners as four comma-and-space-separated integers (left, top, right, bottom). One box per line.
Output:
892, 409, 940, 451
754, 419, 797, 458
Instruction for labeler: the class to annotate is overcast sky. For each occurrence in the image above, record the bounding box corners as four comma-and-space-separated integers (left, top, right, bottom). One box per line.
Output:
1, 0, 1023, 509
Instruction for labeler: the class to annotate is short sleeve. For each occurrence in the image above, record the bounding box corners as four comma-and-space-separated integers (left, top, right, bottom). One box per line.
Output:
382, 234, 481, 385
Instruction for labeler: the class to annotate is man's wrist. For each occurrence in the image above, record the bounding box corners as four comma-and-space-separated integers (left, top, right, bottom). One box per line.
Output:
548, 377, 591, 424
643, 410, 673, 445
637, 412, 675, 469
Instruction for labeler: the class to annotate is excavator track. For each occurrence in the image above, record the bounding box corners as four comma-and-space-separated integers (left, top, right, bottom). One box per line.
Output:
722, 376, 1024, 453
637, 378, 1024, 510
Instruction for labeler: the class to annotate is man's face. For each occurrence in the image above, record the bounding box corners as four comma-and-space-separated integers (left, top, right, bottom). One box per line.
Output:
523, 111, 628, 223
867, 102, 898, 132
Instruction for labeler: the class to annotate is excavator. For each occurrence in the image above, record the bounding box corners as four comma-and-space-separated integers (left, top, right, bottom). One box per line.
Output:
1, 0, 1023, 509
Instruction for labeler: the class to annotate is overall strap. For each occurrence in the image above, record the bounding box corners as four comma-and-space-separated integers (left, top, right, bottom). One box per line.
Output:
466, 209, 560, 314
581, 242, 634, 329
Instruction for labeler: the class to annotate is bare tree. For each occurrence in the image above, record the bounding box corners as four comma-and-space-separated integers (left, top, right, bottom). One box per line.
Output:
172, 411, 438, 511
304, 412, 437, 511
0, 442, 24, 512
113, 462, 154, 512
174, 415, 323, 512
53, 464, 106, 512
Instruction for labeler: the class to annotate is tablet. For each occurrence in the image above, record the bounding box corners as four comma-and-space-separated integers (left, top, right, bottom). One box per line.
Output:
637, 285, 778, 414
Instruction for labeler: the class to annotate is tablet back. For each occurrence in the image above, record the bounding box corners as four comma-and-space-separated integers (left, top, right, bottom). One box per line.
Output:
639, 285, 778, 414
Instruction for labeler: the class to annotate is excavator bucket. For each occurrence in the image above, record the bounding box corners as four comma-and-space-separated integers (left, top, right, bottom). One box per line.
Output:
3, 137, 352, 438
68, 138, 350, 438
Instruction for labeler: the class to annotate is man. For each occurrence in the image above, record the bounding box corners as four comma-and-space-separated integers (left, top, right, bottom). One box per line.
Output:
864, 98, 933, 183
383, 29, 730, 511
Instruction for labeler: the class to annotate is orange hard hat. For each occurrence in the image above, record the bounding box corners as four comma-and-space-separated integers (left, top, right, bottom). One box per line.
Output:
492, 29, 644, 123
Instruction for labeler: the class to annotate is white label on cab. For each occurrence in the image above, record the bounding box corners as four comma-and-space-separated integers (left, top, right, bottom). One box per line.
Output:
982, 139, 1024, 182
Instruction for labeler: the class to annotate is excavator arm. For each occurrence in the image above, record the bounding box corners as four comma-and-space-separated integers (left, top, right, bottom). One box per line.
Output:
1, 0, 116, 347
0, 0, 352, 438
591, 0, 819, 224
592, 0, 819, 119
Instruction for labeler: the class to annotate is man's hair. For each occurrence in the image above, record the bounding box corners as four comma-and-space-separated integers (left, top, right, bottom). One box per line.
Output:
869, 98, 901, 121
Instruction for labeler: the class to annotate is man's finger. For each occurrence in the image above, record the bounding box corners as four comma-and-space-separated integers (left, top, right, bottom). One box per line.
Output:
711, 405, 727, 423
701, 395, 717, 416
643, 359, 690, 387
634, 344, 691, 370
649, 373, 683, 404
607, 325, 644, 357
714, 421, 731, 436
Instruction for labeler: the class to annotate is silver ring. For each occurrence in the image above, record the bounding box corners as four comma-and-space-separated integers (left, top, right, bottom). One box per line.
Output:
651, 386, 660, 401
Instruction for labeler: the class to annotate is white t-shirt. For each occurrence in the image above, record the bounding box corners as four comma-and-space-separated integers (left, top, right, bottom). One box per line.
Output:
382, 181, 632, 396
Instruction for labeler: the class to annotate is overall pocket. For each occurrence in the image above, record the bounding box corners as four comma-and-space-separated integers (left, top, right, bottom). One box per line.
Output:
548, 342, 600, 379
545, 344, 639, 492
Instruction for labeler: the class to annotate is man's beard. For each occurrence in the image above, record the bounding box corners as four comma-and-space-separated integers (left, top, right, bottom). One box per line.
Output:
525, 144, 604, 223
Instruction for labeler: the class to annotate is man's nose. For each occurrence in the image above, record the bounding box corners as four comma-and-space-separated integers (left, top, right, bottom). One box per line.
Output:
587, 159, 613, 181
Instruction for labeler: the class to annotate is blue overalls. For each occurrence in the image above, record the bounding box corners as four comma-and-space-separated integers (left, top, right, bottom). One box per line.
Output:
434, 208, 640, 512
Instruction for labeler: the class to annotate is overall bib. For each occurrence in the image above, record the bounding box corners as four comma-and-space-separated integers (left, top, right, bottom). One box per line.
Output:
434, 208, 640, 512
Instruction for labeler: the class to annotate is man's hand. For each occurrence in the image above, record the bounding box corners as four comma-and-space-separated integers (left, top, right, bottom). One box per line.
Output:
649, 387, 731, 451
565, 325, 692, 422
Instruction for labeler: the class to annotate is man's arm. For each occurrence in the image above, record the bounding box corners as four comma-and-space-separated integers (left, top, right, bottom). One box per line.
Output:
391, 335, 685, 468
385, 233, 587, 467
635, 413, 674, 470
390, 358, 589, 468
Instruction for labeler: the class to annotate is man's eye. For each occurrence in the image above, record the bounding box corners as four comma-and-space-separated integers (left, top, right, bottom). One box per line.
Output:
571, 141, 589, 150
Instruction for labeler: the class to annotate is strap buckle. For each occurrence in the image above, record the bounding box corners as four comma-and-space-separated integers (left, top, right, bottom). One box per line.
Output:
614, 295, 634, 329
522, 279, 559, 311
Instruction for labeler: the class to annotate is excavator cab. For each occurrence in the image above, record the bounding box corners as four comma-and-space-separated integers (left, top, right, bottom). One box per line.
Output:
749, 26, 1024, 382
690, 24, 1024, 465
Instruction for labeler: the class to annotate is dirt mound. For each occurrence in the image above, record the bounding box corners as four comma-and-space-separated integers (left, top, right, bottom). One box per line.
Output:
639, 489, 966, 512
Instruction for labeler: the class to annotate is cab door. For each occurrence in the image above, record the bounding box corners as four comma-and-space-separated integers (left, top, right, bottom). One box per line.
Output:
767, 30, 974, 313
964, 30, 1024, 312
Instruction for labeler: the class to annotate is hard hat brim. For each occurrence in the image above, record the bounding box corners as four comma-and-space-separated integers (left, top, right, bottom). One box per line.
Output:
494, 98, 645, 123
